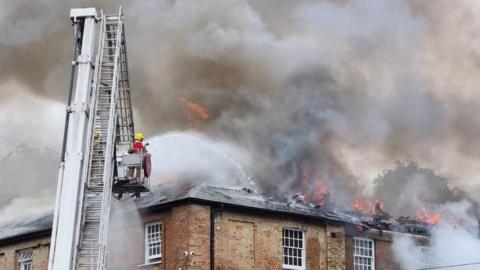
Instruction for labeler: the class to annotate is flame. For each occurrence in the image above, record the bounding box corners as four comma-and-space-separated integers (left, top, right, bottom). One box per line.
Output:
352, 200, 365, 212
416, 208, 441, 224
179, 97, 209, 127
351, 200, 387, 217
312, 182, 330, 206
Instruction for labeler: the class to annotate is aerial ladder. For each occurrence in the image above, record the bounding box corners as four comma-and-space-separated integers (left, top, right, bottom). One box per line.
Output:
48, 7, 151, 270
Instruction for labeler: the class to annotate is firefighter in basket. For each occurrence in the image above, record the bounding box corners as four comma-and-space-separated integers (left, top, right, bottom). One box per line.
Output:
127, 133, 152, 180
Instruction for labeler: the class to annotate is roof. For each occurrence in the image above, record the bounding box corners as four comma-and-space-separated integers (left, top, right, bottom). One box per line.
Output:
129, 184, 359, 225
0, 211, 53, 245
5, 183, 427, 244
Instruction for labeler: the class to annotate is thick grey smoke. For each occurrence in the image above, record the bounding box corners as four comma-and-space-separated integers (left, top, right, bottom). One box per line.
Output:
122, 0, 480, 202
2, 0, 480, 218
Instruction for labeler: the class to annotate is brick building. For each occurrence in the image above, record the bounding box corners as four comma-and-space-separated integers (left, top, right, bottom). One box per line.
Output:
0, 184, 429, 270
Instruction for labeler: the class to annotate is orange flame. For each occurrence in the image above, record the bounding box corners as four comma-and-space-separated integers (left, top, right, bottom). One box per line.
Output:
416, 208, 441, 224
352, 200, 365, 212
179, 97, 209, 127
312, 182, 330, 206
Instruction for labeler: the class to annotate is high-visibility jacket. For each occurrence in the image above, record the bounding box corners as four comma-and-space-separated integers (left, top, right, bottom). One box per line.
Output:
132, 140, 144, 153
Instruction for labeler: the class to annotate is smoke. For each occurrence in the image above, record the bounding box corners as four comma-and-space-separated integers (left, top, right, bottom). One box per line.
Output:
0, 191, 54, 223
2, 0, 480, 219
146, 131, 254, 188
108, 200, 144, 270
393, 201, 480, 270
119, 0, 480, 204
0, 80, 62, 221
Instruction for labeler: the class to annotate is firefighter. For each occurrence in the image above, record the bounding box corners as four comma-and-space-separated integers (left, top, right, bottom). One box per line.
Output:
93, 128, 101, 141
127, 132, 145, 180
130, 132, 145, 153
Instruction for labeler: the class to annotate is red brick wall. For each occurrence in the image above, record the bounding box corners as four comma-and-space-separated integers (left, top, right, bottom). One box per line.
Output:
109, 203, 211, 270
326, 225, 346, 270
214, 210, 346, 270
167, 203, 211, 270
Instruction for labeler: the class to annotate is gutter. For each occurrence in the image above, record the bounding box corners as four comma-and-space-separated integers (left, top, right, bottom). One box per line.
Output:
210, 205, 223, 270
210, 208, 215, 270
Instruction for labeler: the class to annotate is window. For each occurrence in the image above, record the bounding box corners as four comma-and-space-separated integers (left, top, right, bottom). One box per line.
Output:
18, 249, 33, 270
145, 222, 162, 263
282, 228, 305, 270
353, 237, 374, 270
420, 246, 433, 268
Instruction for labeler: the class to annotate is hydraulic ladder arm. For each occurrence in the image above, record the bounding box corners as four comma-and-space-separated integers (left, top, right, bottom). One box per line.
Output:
49, 7, 147, 270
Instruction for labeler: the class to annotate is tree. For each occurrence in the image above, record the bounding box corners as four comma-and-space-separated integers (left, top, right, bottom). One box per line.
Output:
373, 161, 453, 216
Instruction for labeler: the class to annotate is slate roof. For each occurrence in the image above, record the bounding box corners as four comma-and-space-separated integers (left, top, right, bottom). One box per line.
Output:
0, 184, 362, 244
129, 184, 359, 225
0, 211, 53, 244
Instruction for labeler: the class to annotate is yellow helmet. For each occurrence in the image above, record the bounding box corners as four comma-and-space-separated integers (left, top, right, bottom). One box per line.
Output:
135, 132, 144, 141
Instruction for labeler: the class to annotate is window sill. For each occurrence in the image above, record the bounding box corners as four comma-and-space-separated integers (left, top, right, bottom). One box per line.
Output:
137, 261, 162, 268
282, 266, 305, 270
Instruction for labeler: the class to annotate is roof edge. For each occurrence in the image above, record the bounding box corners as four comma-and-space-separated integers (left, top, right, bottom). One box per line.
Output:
0, 229, 52, 246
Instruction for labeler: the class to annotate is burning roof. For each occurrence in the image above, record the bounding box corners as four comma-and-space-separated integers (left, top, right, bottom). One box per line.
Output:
125, 183, 435, 236
0, 184, 435, 243
129, 183, 357, 225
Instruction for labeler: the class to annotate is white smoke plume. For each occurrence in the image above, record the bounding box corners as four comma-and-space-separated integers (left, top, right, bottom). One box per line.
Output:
146, 131, 254, 188
393, 201, 480, 270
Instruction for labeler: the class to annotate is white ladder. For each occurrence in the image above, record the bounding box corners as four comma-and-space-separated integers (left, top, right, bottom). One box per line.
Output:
76, 8, 126, 270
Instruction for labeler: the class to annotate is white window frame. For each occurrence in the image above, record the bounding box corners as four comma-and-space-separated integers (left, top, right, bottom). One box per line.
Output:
353, 237, 375, 270
144, 222, 162, 264
282, 228, 306, 270
18, 248, 33, 270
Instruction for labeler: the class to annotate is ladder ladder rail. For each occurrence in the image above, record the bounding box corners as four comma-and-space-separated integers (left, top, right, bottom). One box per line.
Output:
116, 24, 135, 145
75, 9, 121, 269
75, 11, 107, 269
96, 7, 124, 269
